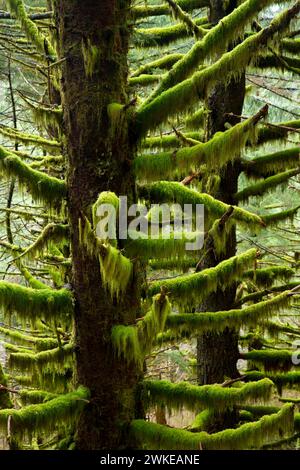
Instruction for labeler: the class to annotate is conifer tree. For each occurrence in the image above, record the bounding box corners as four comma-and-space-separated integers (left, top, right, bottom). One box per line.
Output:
0, 0, 299, 450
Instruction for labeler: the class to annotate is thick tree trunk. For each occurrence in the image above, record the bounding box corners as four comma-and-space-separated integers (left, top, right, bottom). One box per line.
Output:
197, 0, 245, 386
55, 1, 141, 449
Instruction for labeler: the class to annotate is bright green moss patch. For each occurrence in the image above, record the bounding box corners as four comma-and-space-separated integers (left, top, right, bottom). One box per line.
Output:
243, 266, 295, 287
9, 344, 74, 373
0, 126, 61, 151
242, 349, 295, 372
243, 147, 300, 178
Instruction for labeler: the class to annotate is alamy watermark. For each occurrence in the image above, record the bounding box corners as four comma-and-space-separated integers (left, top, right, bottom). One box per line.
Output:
95, 196, 205, 251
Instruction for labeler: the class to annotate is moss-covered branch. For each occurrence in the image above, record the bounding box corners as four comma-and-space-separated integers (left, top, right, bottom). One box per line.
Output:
139, 181, 264, 228
236, 168, 300, 202
141, 378, 273, 412
148, 249, 257, 307
0, 146, 66, 207
242, 147, 300, 178
131, 0, 209, 20
135, 106, 267, 181
0, 125, 61, 151
0, 387, 89, 438
136, 3, 300, 136
0, 281, 73, 323
165, 291, 291, 334
130, 404, 294, 450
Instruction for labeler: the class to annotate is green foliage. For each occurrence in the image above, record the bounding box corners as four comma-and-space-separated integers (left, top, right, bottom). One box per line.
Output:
243, 147, 300, 178
130, 404, 294, 450
243, 266, 295, 287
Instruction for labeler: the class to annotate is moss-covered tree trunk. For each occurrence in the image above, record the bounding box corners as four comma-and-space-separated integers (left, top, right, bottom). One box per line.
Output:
197, 0, 245, 386
55, 0, 140, 449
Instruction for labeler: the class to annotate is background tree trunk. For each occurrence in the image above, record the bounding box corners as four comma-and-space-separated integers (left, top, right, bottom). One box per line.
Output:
197, 0, 245, 386
55, 0, 141, 449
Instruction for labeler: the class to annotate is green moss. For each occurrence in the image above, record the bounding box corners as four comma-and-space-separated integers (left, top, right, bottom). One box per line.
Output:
243, 147, 300, 178
136, 3, 299, 136
112, 294, 171, 366
142, 378, 273, 412
166, 291, 290, 334
131, 54, 183, 77
131, 0, 209, 19
0, 387, 89, 439
257, 120, 300, 145
20, 390, 58, 405
236, 168, 300, 202
135, 112, 262, 181
0, 146, 66, 208
281, 38, 300, 54
6, 0, 56, 60
0, 325, 58, 351
130, 404, 294, 450
142, 132, 204, 150
145, 0, 276, 104
148, 249, 257, 308
184, 108, 207, 130
243, 266, 295, 287
242, 349, 295, 372
81, 38, 101, 77
262, 206, 300, 225
0, 281, 73, 323
135, 16, 208, 48
17, 223, 69, 261
0, 125, 61, 152
0, 363, 13, 409
8, 344, 74, 374
139, 181, 264, 228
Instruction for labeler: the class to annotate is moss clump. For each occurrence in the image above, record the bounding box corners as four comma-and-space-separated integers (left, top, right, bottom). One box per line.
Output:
131, 0, 208, 20
242, 349, 295, 372
0, 125, 61, 152
243, 147, 300, 178
243, 266, 295, 287
142, 132, 203, 150
130, 404, 294, 450
8, 344, 74, 374
17, 223, 69, 261
0, 363, 13, 409
131, 54, 183, 77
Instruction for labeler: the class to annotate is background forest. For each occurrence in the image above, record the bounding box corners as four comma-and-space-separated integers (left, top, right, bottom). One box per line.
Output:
0, 0, 299, 451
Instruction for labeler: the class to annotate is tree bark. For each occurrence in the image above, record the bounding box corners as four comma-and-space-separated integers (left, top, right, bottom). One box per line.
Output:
197, 0, 245, 386
55, 1, 141, 449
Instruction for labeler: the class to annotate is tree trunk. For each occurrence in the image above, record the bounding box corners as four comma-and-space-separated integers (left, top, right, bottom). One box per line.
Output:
55, 1, 141, 449
197, 0, 245, 386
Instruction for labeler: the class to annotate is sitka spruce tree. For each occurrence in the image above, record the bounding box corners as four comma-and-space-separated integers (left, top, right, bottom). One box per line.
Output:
0, 0, 299, 450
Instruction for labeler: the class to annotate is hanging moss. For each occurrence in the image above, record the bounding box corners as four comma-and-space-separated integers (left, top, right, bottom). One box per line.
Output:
241, 349, 295, 372
166, 291, 290, 335
148, 249, 257, 308
141, 378, 273, 412
135, 110, 265, 181
165, 0, 205, 39
136, 3, 300, 136
243, 266, 295, 287
139, 181, 264, 228
0, 146, 66, 208
0, 387, 89, 439
130, 404, 294, 450
243, 147, 300, 179
246, 371, 300, 389
17, 223, 69, 261
131, 0, 209, 20
135, 16, 208, 48
81, 38, 101, 77
184, 108, 207, 130
0, 126, 61, 152
262, 206, 300, 225
80, 217, 132, 298
24, 99, 63, 132
112, 294, 171, 367
6, 0, 56, 60
8, 344, 74, 374
149, 257, 196, 272
129, 74, 161, 86
0, 281, 73, 323
124, 232, 202, 261
142, 132, 204, 150
236, 168, 300, 202
257, 120, 300, 145
266, 321, 300, 338
281, 38, 300, 54
145, 0, 276, 105
208, 216, 236, 256
0, 326, 58, 352
190, 409, 214, 432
